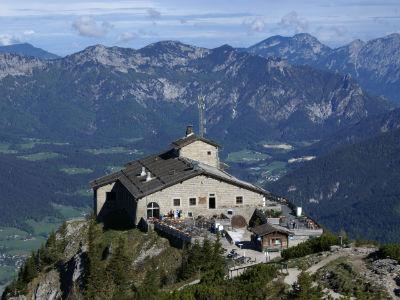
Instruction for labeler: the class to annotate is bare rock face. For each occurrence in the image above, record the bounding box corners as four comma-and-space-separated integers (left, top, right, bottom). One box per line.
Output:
32, 270, 62, 300
0, 53, 45, 79
57, 220, 88, 262
371, 259, 400, 276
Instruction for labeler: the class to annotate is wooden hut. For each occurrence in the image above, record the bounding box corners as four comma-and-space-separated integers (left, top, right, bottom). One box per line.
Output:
251, 223, 292, 252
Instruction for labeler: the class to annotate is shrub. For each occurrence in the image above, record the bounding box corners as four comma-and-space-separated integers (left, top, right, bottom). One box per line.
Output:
377, 244, 400, 262
282, 232, 340, 260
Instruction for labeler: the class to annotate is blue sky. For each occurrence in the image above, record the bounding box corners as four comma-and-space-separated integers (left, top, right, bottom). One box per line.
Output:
0, 0, 399, 56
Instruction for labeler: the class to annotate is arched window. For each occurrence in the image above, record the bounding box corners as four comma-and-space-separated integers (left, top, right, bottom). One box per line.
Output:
147, 202, 160, 219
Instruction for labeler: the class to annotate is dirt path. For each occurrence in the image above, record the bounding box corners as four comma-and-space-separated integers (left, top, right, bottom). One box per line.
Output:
283, 249, 351, 284
307, 250, 350, 274
177, 279, 201, 291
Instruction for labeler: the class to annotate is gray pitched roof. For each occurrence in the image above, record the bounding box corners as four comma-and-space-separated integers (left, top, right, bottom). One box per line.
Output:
90, 149, 266, 199
171, 134, 220, 149
252, 223, 292, 236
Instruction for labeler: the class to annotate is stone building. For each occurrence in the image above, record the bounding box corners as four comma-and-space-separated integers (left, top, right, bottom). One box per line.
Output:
91, 126, 267, 227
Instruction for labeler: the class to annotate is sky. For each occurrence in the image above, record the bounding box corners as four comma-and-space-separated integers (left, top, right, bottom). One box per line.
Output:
0, 0, 399, 56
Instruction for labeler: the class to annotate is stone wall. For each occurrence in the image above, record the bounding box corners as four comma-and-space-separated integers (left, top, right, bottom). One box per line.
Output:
136, 175, 264, 224
179, 141, 219, 167
95, 181, 137, 225
94, 182, 115, 216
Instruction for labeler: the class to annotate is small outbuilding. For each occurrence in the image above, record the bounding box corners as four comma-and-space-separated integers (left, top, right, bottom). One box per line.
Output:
251, 223, 292, 252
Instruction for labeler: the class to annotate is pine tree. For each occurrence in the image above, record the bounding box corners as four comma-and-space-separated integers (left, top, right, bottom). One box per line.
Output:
85, 220, 114, 300
21, 253, 38, 283
293, 272, 323, 300
136, 263, 160, 300
107, 236, 131, 293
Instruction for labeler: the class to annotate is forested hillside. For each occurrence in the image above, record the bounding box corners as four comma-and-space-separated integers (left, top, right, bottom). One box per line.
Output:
269, 128, 400, 243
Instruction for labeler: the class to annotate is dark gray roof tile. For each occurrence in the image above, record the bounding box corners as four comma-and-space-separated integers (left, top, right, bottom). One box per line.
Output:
90, 148, 266, 198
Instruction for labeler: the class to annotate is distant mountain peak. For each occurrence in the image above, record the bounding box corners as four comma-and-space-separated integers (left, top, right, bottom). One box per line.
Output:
247, 33, 330, 62
0, 43, 59, 60
142, 40, 200, 53
292, 32, 319, 41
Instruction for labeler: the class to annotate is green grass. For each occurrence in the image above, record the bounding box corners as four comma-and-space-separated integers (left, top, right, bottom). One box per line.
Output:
17, 152, 61, 161
0, 228, 29, 240
17, 138, 69, 150
26, 217, 62, 236
0, 143, 17, 154
0, 236, 46, 253
226, 150, 270, 163
264, 161, 287, 172
60, 167, 93, 175
85, 147, 140, 155
52, 203, 89, 219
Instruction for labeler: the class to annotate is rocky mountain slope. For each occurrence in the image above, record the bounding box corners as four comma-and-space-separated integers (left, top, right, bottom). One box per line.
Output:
3, 219, 399, 299
247, 33, 400, 103
0, 41, 391, 151
0, 43, 59, 60
0, 53, 45, 79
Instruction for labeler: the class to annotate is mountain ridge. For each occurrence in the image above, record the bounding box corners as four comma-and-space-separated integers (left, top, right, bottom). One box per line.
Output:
247, 33, 400, 103
0, 41, 390, 150
0, 43, 59, 60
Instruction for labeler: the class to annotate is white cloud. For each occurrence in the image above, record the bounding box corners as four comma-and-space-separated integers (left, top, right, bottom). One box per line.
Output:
72, 16, 112, 37
118, 32, 137, 43
243, 18, 266, 34
0, 30, 37, 45
278, 11, 309, 33
23, 30, 35, 36
0, 34, 20, 45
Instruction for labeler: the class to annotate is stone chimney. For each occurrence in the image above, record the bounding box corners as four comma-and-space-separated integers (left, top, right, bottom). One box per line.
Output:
146, 171, 153, 182
185, 125, 194, 137
140, 166, 146, 176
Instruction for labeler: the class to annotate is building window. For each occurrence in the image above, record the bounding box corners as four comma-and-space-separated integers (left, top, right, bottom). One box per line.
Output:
188, 212, 193, 217
207, 151, 212, 155
173, 198, 181, 206
147, 202, 160, 219
209, 194, 216, 209
227, 209, 233, 215
272, 238, 282, 246
189, 197, 196, 206
236, 196, 243, 205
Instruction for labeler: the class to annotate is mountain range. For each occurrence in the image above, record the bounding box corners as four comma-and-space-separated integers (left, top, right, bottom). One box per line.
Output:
247, 33, 400, 104
0, 41, 391, 151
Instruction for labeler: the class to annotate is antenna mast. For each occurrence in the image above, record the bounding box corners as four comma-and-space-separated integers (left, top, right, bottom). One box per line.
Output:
198, 94, 206, 137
